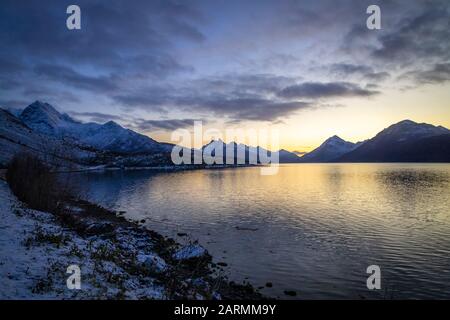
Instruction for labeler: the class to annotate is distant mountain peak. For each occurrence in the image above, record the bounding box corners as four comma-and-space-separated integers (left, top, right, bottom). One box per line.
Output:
20, 101, 75, 135
301, 135, 356, 162
104, 120, 121, 128
379, 119, 449, 140
324, 135, 345, 143
25, 100, 58, 115
337, 120, 450, 162
15, 100, 169, 155
395, 119, 416, 125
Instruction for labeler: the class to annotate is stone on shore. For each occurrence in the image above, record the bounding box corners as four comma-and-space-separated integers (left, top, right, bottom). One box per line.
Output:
173, 244, 208, 261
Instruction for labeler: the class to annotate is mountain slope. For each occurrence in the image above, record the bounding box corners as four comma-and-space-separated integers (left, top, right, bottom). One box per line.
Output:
300, 135, 358, 162
337, 120, 450, 162
275, 149, 303, 163
19, 101, 172, 155
0, 108, 100, 168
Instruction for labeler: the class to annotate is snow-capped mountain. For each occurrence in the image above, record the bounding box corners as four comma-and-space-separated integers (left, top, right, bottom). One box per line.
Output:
202, 140, 257, 164
0, 108, 100, 168
337, 120, 450, 162
19, 101, 78, 135
19, 101, 172, 155
300, 135, 358, 162
2, 102, 450, 167
374, 120, 449, 142
201, 140, 302, 163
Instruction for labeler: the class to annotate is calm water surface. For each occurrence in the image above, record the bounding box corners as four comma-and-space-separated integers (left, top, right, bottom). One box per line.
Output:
72, 164, 450, 299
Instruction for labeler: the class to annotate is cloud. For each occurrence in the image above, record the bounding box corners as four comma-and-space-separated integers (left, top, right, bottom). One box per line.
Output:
112, 73, 318, 122
330, 63, 374, 76
0, 0, 201, 102
134, 118, 205, 131
192, 98, 312, 122
364, 72, 390, 82
0, 99, 29, 109
113, 74, 380, 122
357, 2, 450, 66
34, 64, 119, 93
402, 63, 450, 85
277, 82, 379, 99
329, 63, 390, 83
1, 0, 448, 125
70, 111, 205, 132
69, 111, 125, 123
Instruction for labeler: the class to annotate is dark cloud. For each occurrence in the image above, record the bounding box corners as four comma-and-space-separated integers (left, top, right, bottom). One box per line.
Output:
277, 82, 379, 99
113, 73, 380, 122
69, 111, 203, 132
0, 99, 29, 109
403, 63, 450, 85
364, 72, 390, 82
69, 111, 125, 123
191, 98, 312, 122
371, 4, 450, 64
114, 89, 313, 122
112, 73, 316, 122
134, 118, 204, 131
419, 63, 450, 84
34, 64, 119, 93
330, 63, 374, 76
329, 63, 390, 83
0, 0, 201, 102
1, 0, 448, 125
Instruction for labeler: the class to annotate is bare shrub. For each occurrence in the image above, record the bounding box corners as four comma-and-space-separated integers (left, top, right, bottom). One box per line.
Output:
6, 153, 75, 212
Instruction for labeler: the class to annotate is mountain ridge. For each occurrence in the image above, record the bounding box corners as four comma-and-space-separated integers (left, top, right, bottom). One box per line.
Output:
299, 135, 359, 162
1, 101, 450, 166
19, 101, 172, 155
336, 119, 450, 162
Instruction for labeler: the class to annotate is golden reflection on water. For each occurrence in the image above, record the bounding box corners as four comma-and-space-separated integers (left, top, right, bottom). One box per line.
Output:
77, 164, 450, 299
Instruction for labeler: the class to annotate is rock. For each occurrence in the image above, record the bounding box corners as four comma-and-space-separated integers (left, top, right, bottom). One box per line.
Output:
85, 222, 115, 235
212, 291, 222, 300
266, 282, 273, 288
217, 262, 228, 267
136, 253, 167, 273
173, 244, 208, 261
177, 232, 188, 237
194, 293, 205, 300
235, 226, 258, 231
284, 290, 297, 296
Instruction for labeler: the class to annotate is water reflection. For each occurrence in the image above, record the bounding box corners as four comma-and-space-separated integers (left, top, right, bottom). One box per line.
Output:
71, 164, 450, 299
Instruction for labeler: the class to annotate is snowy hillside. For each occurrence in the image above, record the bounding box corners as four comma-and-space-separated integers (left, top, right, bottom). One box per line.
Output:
0, 108, 100, 168
20, 101, 173, 155
0, 103, 175, 168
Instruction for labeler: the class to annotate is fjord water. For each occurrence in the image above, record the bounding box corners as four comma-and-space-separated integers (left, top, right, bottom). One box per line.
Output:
74, 164, 450, 299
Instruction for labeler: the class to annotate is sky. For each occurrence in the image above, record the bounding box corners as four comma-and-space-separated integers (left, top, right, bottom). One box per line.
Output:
1, 0, 449, 152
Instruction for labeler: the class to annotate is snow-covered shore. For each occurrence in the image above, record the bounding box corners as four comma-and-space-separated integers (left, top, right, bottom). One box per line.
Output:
0, 179, 261, 300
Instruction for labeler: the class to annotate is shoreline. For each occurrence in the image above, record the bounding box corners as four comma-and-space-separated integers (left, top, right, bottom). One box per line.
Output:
0, 177, 263, 300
